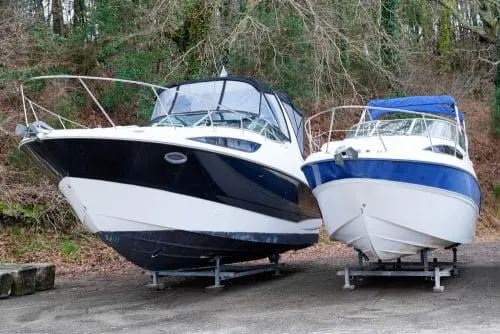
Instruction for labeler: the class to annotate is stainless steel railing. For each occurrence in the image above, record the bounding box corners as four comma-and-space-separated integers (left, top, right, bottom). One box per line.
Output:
305, 105, 467, 157
20, 75, 286, 142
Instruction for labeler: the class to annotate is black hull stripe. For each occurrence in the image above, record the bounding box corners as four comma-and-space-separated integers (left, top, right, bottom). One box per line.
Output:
98, 230, 318, 271
22, 138, 321, 222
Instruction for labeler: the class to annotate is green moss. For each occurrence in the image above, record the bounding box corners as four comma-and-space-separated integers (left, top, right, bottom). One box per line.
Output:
24, 241, 50, 252
10, 226, 21, 237
11, 247, 22, 259
0, 201, 47, 225
61, 239, 79, 260
493, 44, 500, 136
493, 184, 500, 198
438, 7, 453, 71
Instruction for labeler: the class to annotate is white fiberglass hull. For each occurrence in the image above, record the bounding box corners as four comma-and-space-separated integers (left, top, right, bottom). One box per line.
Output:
20, 127, 321, 270
314, 178, 478, 260
60, 176, 320, 237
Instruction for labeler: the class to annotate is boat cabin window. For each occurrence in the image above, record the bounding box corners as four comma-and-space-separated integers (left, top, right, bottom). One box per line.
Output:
376, 119, 413, 136
150, 79, 291, 142
265, 94, 290, 139
411, 119, 466, 149
171, 81, 223, 114
281, 100, 305, 155
424, 145, 464, 159
220, 80, 260, 115
347, 122, 377, 137
346, 118, 466, 150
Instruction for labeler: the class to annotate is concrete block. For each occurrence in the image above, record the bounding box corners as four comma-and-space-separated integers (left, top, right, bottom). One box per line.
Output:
0, 270, 13, 299
30, 263, 56, 291
0, 264, 36, 296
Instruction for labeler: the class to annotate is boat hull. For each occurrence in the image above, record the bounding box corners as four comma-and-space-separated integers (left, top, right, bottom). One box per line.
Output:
21, 137, 321, 270
302, 158, 480, 260
97, 229, 315, 271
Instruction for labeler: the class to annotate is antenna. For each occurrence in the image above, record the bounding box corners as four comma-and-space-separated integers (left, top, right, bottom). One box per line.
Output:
219, 66, 228, 77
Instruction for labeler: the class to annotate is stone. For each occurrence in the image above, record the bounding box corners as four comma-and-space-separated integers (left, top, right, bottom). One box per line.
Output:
30, 263, 56, 291
0, 264, 36, 296
0, 270, 13, 299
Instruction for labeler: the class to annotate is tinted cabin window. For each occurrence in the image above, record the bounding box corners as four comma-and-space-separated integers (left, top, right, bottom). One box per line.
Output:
424, 145, 463, 159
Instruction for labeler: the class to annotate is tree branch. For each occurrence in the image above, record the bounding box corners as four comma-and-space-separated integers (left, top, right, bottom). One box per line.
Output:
479, 57, 500, 66
434, 0, 493, 42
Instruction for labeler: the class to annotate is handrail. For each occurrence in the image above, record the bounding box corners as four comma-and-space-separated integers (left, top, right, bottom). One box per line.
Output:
372, 119, 388, 152
422, 115, 434, 151
26, 98, 88, 129
77, 78, 116, 127
20, 75, 281, 142
305, 105, 466, 156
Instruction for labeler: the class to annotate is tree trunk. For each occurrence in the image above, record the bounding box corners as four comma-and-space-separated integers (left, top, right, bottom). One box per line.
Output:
52, 0, 62, 35
438, 7, 452, 71
494, 43, 500, 135
381, 0, 399, 70
74, 0, 86, 28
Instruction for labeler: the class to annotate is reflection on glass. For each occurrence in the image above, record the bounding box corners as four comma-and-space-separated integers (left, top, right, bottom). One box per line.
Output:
148, 80, 296, 143
346, 118, 466, 150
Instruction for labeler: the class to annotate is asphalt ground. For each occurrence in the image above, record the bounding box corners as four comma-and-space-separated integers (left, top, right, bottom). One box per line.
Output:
0, 241, 499, 334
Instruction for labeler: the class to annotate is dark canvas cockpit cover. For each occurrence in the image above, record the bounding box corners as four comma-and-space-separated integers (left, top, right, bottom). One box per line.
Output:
367, 95, 464, 122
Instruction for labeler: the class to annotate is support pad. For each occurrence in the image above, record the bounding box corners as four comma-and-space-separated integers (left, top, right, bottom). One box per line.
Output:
204, 285, 225, 293
342, 265, 355, 291
147, 271, 166, 290
432, 286, 445, 293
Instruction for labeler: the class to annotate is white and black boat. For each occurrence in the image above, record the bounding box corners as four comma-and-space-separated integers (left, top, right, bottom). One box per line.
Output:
17, 75, 321, 271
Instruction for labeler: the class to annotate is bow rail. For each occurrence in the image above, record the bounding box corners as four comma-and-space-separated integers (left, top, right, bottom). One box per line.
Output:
305, 105, 468, 158
20, 75, 287, 142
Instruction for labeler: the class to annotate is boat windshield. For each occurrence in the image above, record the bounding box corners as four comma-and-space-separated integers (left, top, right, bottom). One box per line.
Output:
149, 79, 291, 142
346, 118, 466, 149
153, 110, 289, 142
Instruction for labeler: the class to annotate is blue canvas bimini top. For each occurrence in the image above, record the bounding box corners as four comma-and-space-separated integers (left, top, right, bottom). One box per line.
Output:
367, 95, 464, 122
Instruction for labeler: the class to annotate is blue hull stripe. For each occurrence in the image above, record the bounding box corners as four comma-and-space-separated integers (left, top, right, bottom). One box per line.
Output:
302, 159, 481, 209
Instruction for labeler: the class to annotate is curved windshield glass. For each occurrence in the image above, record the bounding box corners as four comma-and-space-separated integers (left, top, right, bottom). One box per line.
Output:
151, 110, 288, 142
150, 79, 291, 142
282, 101, 304, 154
346, 118, 466, 150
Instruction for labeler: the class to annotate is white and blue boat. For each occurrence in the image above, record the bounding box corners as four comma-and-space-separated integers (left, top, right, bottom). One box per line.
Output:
302, 96, 481, 261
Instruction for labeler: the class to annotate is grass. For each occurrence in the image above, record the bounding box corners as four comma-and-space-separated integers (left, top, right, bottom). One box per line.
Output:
61, 239, 79, 260
494, 184, 500, 199
494, 183, 500, 218
0, 201, 47, 226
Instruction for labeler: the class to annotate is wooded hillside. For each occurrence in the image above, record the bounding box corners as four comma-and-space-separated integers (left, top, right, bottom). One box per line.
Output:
0, 0, 498, 234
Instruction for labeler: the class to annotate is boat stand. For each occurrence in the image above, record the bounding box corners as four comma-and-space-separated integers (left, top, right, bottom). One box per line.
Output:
337, 247, 459, 293
146, 255, 281, 292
